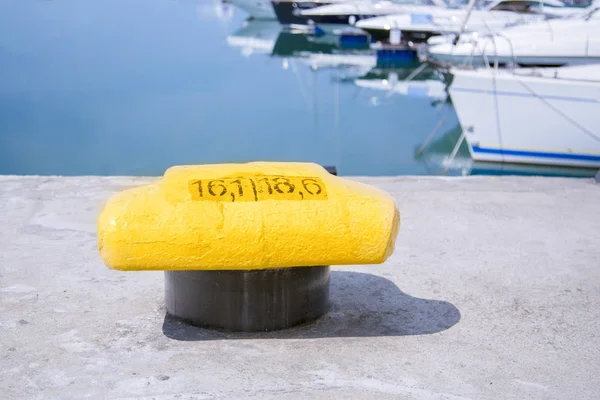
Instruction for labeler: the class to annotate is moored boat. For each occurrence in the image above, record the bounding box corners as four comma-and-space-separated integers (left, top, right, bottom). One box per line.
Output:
355, 1, 548, 44
299, 0, 445, 26
448, 64, 600, 168
428, 6, 600, 67
271, 0, 352, 25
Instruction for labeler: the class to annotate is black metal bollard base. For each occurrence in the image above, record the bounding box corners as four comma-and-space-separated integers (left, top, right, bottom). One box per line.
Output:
164, 266, 330, 332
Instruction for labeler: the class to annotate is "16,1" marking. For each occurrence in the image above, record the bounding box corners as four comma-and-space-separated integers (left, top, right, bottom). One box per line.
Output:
188, 175, 327, 202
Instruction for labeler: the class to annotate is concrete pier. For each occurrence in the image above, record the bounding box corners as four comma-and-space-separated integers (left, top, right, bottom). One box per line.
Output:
1, 175, 599, 399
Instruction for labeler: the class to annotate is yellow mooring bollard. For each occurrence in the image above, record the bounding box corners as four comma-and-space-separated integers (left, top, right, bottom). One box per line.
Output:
98, 162, 400, 331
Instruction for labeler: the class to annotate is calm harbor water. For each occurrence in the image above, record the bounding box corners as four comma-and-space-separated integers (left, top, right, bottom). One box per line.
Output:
0, 1, 593, 177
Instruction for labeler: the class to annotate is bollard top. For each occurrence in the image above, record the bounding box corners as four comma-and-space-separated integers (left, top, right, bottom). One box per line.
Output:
159, 162, 333, 203
98, 162, 400, 271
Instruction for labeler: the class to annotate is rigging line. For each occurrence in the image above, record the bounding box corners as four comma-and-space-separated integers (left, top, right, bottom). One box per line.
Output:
404, 63, 428, 83
489, 34, 504, 171
491, 69, 506, 168
416, 106, 451, 156
289, 59, 313, 112
334, 72, 342, 174
515, 77, 600, 144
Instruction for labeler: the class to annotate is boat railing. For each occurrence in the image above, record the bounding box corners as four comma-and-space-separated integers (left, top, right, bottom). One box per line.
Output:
457, 31, 516, 71
477, 17, 498, 68
484, 33, 517, 70
449, 34, 494, 69
437, 12, 519, 70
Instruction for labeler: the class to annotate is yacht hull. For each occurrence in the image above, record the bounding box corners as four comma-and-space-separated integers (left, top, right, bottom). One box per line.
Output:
360, 27, 438, 43
272, 1, 337, 25
304, 14, 378, 25
430, 52, 600, 67
449, 68, 600, 168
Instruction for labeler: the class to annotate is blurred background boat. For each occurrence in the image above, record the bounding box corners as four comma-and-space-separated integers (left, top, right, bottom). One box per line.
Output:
205, 1, 600, 175
271, 0, 352, 25
299, 0, 447, 27
428, 6, 600, 66
354, 0, 550, 43
448, 65, 600, 168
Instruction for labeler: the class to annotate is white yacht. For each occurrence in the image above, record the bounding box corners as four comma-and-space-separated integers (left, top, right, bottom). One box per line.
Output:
271, 0, 355, 25
448, 65, 600, 168
299, 0, 446, 26
229, 0, 277, 19
428, 6, 600, 66
354, 0, 555, 42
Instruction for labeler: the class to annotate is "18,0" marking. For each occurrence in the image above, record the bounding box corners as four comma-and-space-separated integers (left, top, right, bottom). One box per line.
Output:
188, 175, 327, 202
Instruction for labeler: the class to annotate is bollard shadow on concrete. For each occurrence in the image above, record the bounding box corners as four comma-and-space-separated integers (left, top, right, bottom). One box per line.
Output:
162, 271, 460, 341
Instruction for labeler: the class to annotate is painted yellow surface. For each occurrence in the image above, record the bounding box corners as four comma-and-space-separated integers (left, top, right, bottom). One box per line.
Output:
98, 162, 400, 271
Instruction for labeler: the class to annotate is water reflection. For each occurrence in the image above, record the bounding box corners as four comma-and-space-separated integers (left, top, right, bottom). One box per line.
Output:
0, 1, 595, 177
346, 66, 449, 105
195, 1, 235, 22
224, 17, 597, 178
227, 20, 280, 56
417, 124, 599, 177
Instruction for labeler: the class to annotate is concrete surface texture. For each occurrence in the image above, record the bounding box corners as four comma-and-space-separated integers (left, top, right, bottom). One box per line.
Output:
0, 175, 599, 400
